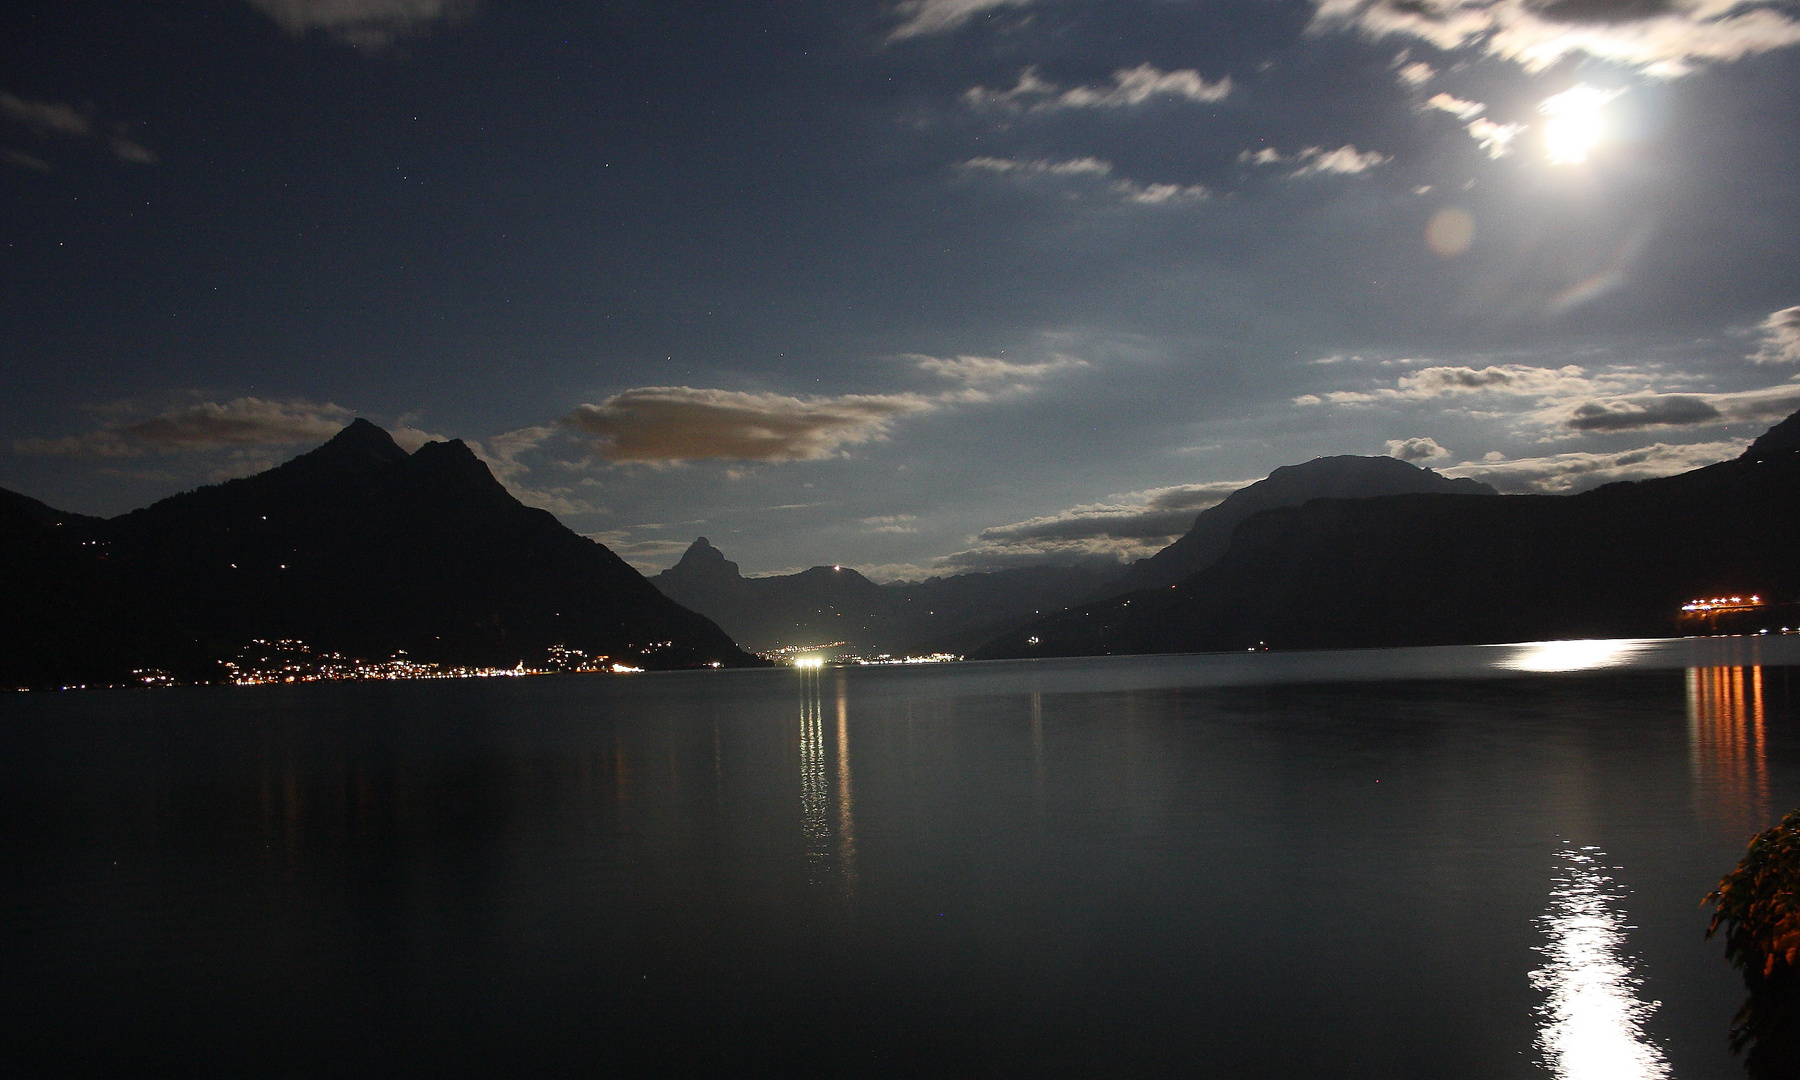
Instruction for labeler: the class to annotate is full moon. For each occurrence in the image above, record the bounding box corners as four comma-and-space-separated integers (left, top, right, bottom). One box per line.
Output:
1539, 85, 1622, 165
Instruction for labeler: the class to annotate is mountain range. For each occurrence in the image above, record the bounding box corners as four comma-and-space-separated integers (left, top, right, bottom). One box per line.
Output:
1102, 455, 1496, 594
11, 410, 1797, 687
1, 420, 754, 688
651, 455, 1497, 655
975, 409, 1800, 659
652, 538, 1114, 655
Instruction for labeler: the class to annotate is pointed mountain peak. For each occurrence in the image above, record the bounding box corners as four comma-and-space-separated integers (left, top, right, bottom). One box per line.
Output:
403, 439, 515, 502
675, 536, 727, 567
306, 418, 408, 465
662, 537, 742, 582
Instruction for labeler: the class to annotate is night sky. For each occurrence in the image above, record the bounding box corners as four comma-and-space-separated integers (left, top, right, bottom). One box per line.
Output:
6, 0, 1800, 578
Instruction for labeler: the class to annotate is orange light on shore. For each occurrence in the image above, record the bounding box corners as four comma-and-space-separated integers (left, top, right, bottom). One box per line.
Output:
1682, 595, 1763, 614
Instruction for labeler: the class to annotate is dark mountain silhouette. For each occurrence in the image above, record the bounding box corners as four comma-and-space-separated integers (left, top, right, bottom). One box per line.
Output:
1104, 456, 1496, 595
1, 420, 754, 688
655, 539, 905, 653
652, 538, 1114, 655
976, 411, 1800, 660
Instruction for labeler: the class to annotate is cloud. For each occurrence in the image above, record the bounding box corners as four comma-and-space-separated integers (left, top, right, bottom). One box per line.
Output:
0, 93, 89, 136
1291, 145, 1391, 176
1386, 436, 1451, 461
1466, 117, 1527, 158
935, 479, 1254, 570
243, 0, 473, 48
1750, 305, 1800, 364
1396, 60, 1438, 85
13, 398, 351, 457
889, 0, 1038, 39
960, 155, 1112, 176
1565, 394, 1721, 430
1, 92, 157, 166
109, 136, 156, 164
1426, 92, 1487, 120
1441, 439, 1744, 493
559, 386, 934, 464
968, 64, 1232, 110
1113, 179, 1211, 203
1299, 363, 1623, 405
388, 422, 452, 454
1303, 361, 1800, 435
959, 156, 1206, 205
1309, 0, 1800, 78
2, 149, 51, 171
1243, 144, 1391, 177
861, 514, 919, 533
584, 531, 696, 574
914, 353, 1086, 384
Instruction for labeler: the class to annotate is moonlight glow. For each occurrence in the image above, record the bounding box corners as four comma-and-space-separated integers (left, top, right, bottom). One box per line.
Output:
1539, 86, 1623, 165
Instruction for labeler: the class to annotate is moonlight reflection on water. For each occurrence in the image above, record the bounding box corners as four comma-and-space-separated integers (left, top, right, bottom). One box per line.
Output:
1503, 639, 1654, 673
1531, 848, 1671, 1080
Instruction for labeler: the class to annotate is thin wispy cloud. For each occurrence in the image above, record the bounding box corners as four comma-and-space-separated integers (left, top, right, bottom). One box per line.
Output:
0, 92, 89, 136
861, 514, 919, 533
959, 156, 1207, 204
1310, 0, 1800, 78
244, 0, 474, 48
937, 479, 1254, 570
960, 155, 1112, 176
1242, 144, 1392, 177
1296, 361, 1800, 436
14, 398, 351, 457
2, 149, 52, 171
889, 0, 1038, 40
914, 353, 1086, 384
967, 64, 1232, 111
1, 91, 156, 164
1442, 439, 1744, 492
1113, 179, 1210, 203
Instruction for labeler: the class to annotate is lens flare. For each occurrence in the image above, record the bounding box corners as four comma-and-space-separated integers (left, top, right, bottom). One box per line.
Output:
1426, 208, 1474, 256
1539, 86, 1622, 165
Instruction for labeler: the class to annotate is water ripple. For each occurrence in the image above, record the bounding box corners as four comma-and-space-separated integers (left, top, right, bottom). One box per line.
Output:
1530, 847, 1670, 1080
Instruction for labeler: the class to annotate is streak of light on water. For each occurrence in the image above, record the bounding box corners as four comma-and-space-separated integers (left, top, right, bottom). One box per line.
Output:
1531, 847, 1671, 1080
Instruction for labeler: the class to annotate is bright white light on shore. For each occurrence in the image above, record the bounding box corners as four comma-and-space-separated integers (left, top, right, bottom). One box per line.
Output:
793, 656, 825, 669
1503, 639, 1647, 673
1540, 86, 1621, 165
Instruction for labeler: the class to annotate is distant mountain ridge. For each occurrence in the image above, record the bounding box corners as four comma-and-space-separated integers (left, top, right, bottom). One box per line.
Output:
976, 411, 1800, 659
1105, 455, 1496, 595
652, 538, 1115, 655
1, 420, 755, 688
653, 456, 1499, 654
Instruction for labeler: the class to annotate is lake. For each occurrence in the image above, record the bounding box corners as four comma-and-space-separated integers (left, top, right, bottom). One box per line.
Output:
5, 636, 1800, 1078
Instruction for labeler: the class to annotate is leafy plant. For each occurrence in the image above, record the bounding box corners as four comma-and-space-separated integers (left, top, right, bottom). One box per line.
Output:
1707, 809, 1800, 1074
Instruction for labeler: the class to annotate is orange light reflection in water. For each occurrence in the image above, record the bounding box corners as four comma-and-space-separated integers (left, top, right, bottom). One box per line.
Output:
1687, 665, 1770, 838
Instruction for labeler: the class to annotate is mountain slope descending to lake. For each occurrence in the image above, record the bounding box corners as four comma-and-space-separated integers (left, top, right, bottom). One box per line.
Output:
1, 420, 754, 688
976, 414, 1800, 659
1103, 455, 1497, 597
653, 538, 1114, 655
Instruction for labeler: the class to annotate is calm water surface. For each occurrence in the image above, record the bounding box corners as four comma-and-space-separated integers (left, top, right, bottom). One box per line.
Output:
5, 637, 1800, 1078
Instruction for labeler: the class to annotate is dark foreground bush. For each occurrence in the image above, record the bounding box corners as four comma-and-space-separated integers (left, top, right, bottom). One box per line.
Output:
1708, 809, 1800, 1078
